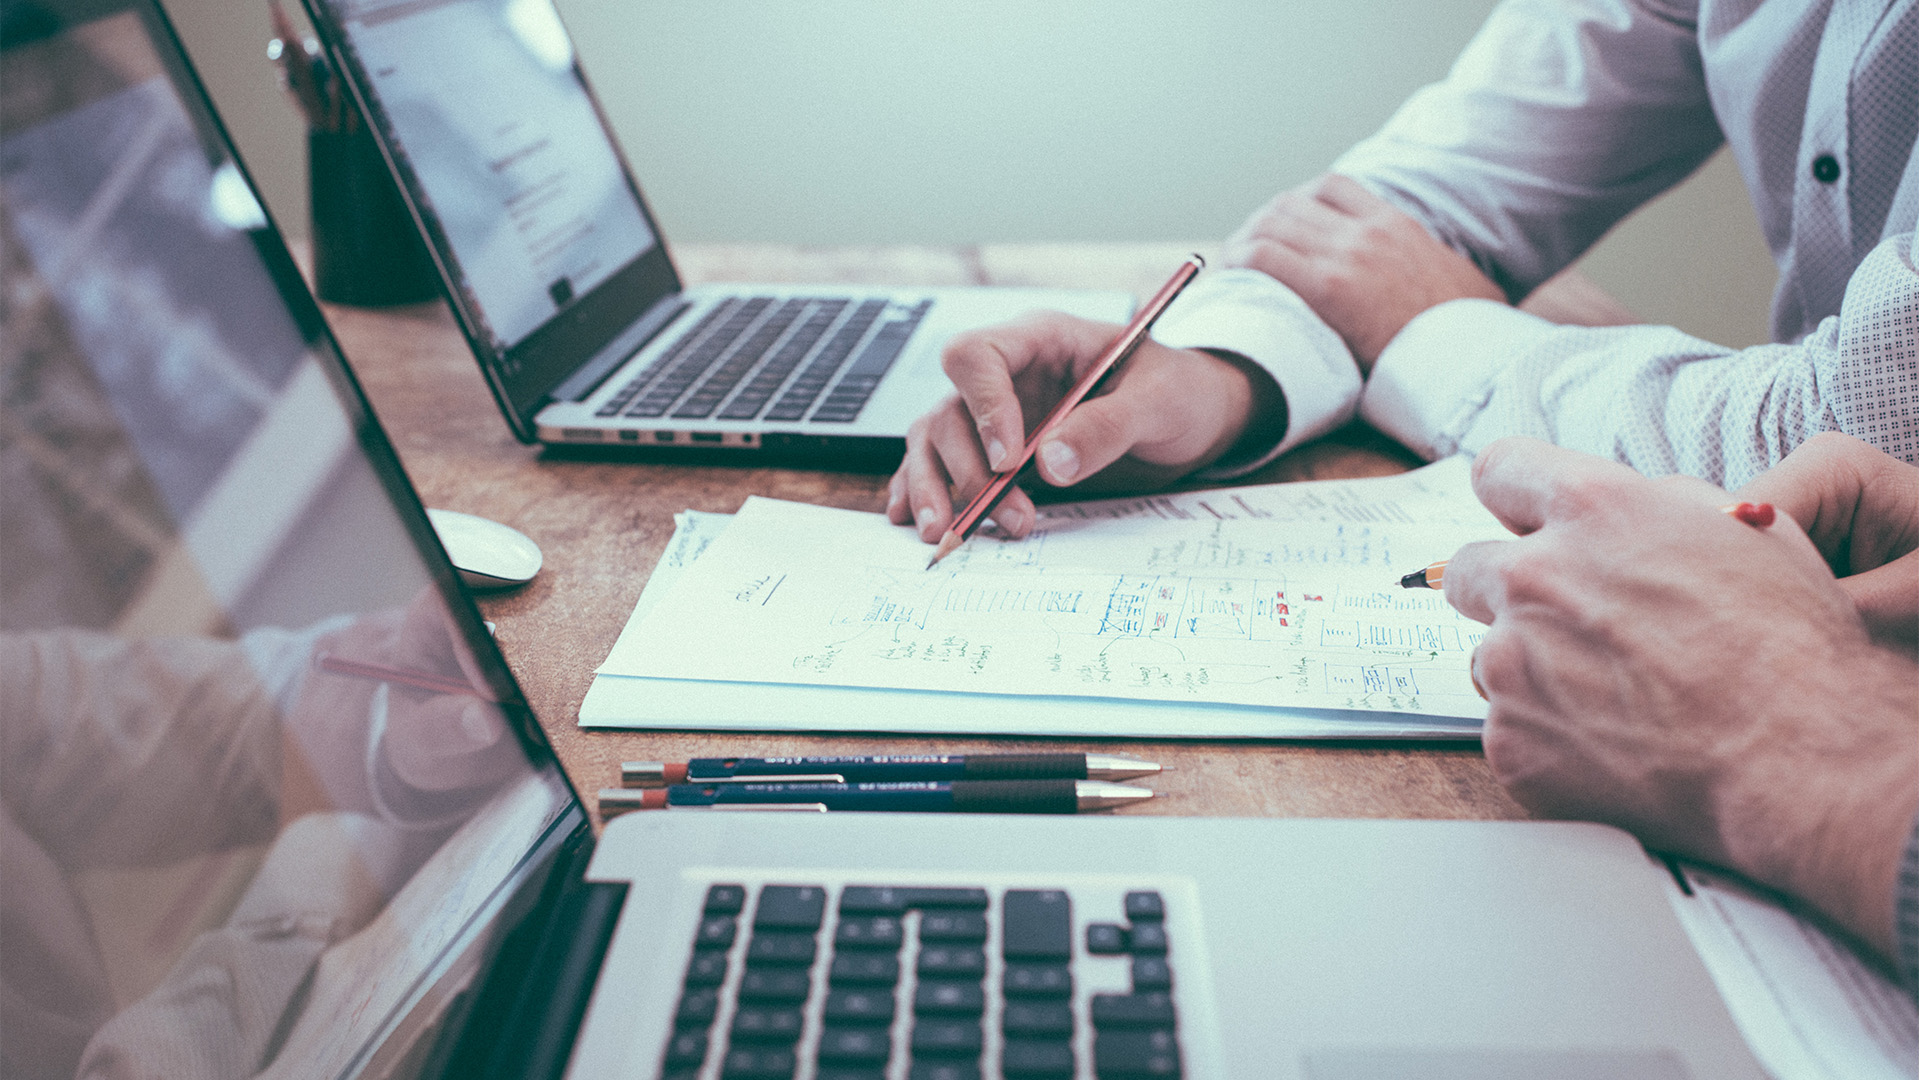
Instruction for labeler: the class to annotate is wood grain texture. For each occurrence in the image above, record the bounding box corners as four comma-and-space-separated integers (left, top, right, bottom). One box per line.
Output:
322, 243, 1528, 826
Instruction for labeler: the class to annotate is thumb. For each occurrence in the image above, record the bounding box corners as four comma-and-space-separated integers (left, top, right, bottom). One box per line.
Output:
1031, 386, 1163, 487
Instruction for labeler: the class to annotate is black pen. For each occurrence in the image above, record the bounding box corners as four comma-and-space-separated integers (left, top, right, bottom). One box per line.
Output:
620, 752, 1162, 787
597, 779, 1155, 816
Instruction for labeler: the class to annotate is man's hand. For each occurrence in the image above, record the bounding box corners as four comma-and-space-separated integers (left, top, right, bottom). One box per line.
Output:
285, 590, 521, 820
1225, 174, 1504, 370
1737, 431, 1919, 650
1442, 438, 1918, 962
887, 312, 1279, 542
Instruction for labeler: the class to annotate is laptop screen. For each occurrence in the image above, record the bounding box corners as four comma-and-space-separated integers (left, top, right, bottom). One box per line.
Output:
321, 0, 655, 352
0, 1, 578, 1076
309, 0, 682, 432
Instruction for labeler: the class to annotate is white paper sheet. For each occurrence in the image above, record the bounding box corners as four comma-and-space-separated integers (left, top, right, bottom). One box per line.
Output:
1664, 863, 1918, 1080
585, 459, 1505, 735
613, 512, 1403, 735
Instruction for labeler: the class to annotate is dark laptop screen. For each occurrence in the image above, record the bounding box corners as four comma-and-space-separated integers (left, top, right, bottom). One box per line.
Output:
0, 2, 577, 1076
308, 0, 681, 434
319, 0, 656, 353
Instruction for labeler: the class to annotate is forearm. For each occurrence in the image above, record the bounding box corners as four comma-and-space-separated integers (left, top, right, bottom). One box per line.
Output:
1332, 0, 1721, 298
1715, 647, 1920, 963
0, 633, 285, 866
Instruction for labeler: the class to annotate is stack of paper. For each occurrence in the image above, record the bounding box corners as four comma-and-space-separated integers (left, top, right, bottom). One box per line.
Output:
582, 456, 1511, 738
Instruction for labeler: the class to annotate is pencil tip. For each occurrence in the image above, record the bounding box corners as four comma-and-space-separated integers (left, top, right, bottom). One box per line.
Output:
925, 531, 962, 569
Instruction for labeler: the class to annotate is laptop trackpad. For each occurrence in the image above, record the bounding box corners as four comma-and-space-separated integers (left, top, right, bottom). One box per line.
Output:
1303, 1048, 1691, 1080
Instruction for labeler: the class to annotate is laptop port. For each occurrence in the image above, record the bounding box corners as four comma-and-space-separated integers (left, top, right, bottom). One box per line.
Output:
690, 432, 723, 444
654, 431, 675, 443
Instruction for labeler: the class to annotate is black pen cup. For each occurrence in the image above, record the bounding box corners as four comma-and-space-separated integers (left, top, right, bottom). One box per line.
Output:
308, 125, 440, 306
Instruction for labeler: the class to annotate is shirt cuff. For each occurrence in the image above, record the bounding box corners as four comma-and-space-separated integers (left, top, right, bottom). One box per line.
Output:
1361, 298, 1556, 459
1149, 268, 1362, 477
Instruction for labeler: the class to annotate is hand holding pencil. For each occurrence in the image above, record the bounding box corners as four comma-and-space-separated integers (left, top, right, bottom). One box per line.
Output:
889, 257, 1286, 548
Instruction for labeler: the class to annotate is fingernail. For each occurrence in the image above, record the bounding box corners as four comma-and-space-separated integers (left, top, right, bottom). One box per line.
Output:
985, 437, 1008, 471
916, 506, 938, 531
1039, 441, 1078, 484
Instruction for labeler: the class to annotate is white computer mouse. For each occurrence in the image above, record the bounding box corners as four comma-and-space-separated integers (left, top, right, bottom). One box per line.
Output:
426, 508, 543, 589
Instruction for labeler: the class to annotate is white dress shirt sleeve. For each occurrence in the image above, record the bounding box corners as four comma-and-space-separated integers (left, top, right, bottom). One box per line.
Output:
1148, 268, 1361, 477
1363, 232, 1919, 487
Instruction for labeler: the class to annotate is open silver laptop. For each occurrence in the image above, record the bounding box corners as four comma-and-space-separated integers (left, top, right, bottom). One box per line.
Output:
0, 2, 1765, 1076
295, 0, 1132, 462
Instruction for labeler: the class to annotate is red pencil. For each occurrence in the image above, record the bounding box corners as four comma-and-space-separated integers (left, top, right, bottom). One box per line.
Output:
926, 255, 1207, 568
315, 652, 484, 697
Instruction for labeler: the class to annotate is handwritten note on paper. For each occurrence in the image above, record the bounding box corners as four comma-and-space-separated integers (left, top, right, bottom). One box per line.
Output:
599, 459, 1508, 720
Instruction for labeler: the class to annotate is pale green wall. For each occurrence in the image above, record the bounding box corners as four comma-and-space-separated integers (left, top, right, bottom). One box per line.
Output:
162, 0, 1776, 346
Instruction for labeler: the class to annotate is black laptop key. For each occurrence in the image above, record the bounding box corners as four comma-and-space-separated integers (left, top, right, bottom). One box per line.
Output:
731, 1004, 804, 1043
675, 987, 720, 1027
919, 911, 987, 943
1086, 923, 1128, 954
597, 300, 734, 416
718, 305, 839, 420
764, 300, 885, 420
1093, 1028, 1181, 1078
1002, 1000, 1073, 1037
706, 884, 748, 914
663, 1028, 708, 1067
721, 309, 833, 413
916, 945, 986, 979
695, 914, 738, 949
913, 979, 984, 1016
738, 967, 812, 1002
1003, 962, 1072, 999
627, 298, 771, 418
1002, 890, 1072, 960
1123, 891, 1164, 921
910, 1062, 981, 1080
835, 915, 904, 950
811, 303, 929, 422
1002, 1039, 1075, 1078
838, 886, 910, 915
816, 1069, 886, 1080
720, 1044, 797, 1079
1130, 955, 1173, 992
747, 932, 818, 966
676, 299, 806, 418
823, 987, 896, 1024
685, 950, 730, 986
755, 885, 827, 930
903, 887, 990, 910
910, 1018, 983, 1056
1127, 923, 1169, 955
817, 1026, 892, 1064
829, 951, 900, 986
1090, 993, 1175, 1029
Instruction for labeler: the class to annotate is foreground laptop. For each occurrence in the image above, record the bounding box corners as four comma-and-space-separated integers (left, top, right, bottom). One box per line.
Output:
294, 0, 1131, 462
0, 2, 1766, 1076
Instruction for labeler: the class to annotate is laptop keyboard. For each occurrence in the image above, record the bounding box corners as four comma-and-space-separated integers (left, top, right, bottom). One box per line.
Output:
661, 883, 1184, 1079
596, 295, 931, 426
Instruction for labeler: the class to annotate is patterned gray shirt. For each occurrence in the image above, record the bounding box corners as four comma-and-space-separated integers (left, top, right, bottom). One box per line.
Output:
1159, 0, 1919, 487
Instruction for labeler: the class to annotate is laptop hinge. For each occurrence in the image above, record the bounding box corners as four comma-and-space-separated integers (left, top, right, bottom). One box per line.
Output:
549, 295, 691, 404
426, 822, 628, 1080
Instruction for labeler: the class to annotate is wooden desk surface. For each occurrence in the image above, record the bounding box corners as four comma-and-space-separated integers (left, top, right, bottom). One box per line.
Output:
321, 243, 1527, 823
